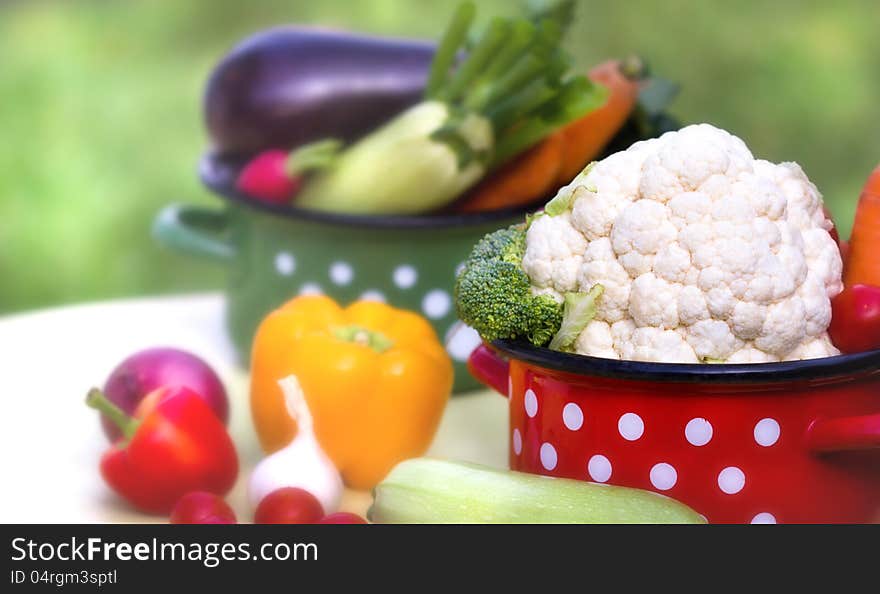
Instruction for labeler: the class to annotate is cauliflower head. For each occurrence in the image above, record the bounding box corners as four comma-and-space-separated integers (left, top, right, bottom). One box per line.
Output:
522, 123, 844, 363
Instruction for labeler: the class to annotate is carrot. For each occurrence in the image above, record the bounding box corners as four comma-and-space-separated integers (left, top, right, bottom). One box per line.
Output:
452, 59, 642, 213
843, 164, 880, 287
454, 132, 564, 213
555, 58, 643, 185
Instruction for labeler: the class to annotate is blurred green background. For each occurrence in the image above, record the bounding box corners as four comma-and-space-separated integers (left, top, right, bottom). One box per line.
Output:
1, 0, 877, 314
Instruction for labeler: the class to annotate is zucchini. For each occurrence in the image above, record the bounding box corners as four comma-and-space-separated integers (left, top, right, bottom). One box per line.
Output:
368, 458, 706, 524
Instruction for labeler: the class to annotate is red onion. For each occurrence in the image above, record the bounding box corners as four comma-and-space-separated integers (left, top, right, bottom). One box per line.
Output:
101, 347, 228, 441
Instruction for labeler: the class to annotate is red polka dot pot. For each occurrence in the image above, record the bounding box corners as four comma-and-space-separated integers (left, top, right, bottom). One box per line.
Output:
469, 341, 880, 524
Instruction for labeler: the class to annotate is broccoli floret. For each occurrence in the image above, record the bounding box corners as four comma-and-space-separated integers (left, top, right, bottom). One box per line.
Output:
454, 225, 563, 346
466, 224, 526, 265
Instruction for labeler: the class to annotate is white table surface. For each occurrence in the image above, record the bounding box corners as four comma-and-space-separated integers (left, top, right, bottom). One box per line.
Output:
0, 293, 507, 523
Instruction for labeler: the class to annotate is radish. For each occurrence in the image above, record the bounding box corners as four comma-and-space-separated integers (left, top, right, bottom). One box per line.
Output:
235, 140, 340, 204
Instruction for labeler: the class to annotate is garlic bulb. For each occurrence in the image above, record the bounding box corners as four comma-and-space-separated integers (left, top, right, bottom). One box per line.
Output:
248, 375, 344, 513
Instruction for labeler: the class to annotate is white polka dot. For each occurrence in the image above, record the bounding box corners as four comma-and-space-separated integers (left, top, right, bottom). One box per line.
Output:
751, 512, 776, 524
524, 389, 538, 418
359, 290, 385, 302
274, 252, 296, 276
754, 418, 780, 447
618, 412, 644, 441
650, 463, 677, 491
393, 265, 418, 289
718, 467, 745, 494
685, 418, 713, 446
588, 455, 612, 483
540, 443, 557, 471
299, 282, 323, 296
512, 429, 522, 455
329, 261, 354, 285
444, 323, 482, 362
422, 289, 451, 319
562, 403, 584, 431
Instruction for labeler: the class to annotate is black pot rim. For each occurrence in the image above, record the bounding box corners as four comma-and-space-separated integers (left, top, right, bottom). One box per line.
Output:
491, 339, 880, 384
199, 152, 535, 230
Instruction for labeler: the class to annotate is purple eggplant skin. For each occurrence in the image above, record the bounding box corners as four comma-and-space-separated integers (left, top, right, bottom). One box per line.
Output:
203, 27, 435, 156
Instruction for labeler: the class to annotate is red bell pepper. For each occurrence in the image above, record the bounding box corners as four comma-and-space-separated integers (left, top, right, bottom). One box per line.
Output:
828, 284, 880, 354
86, 386, 239, 514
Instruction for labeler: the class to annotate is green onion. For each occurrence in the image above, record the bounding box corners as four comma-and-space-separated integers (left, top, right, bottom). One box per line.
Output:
440, 18, 510, 103
425, 2, 475, 99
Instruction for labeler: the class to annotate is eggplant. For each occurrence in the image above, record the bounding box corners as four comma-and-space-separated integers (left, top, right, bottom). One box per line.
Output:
203, 27, 435, 156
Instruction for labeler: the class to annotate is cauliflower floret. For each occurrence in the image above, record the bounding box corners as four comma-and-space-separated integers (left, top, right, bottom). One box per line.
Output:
611, 319, 636, 346
730, 301, 766, 339
570, 187, 626, 241
579, 238, 631, 322
678, 285, 710, 325
639, 123, 754, 202
521, 123, 843, 363
788, 335, 839, 360
686, 319, 744, 360
611, 199, 678, 277
754, 296, 808, 358
726, 346, 779, 363
629, 273, 680, 329
653, 242, 692, 284
522, 212, 587, 293
773, 162, 824, 229
618, 327, 699, 363
574, 320, 619, 359
801, 227, 844, 297
798, 278, 833, 337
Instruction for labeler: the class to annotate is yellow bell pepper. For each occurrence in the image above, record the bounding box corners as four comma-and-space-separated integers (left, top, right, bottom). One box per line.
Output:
250, 295, 453, 489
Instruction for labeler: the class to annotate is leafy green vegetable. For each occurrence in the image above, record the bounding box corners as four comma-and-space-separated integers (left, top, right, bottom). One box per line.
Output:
548, 284, 604, 351
543, 162, 595, 215
491, 76, 607, 167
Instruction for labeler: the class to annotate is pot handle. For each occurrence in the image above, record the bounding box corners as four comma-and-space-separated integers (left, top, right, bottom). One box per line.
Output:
806, 413, 880, 454
467, 344, 510, 397
152, 204, 235, 263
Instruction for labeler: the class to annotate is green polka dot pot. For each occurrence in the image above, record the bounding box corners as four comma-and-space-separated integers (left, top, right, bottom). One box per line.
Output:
153, 154, 533, 393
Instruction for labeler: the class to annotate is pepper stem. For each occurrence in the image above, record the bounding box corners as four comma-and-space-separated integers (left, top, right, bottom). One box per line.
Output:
333, 325, 395, 353
86, 388, 140, 440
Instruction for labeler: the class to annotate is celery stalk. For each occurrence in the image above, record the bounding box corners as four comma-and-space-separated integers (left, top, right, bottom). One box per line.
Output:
369, 458, 706, 524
